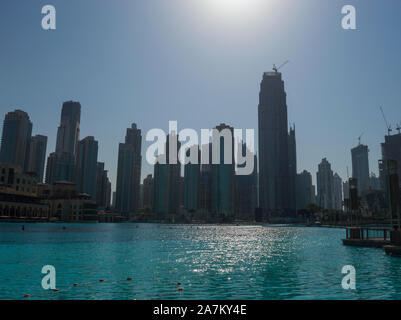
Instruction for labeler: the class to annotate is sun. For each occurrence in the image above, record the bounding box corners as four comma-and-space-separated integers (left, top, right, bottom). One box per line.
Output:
202, 0, 266, 21
213, 0, 251, 12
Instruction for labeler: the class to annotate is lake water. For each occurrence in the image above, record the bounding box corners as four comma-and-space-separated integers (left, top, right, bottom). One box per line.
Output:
0, 223, 400, 300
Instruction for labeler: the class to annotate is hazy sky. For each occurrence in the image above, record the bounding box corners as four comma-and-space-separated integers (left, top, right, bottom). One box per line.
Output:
1, 0, 401, 191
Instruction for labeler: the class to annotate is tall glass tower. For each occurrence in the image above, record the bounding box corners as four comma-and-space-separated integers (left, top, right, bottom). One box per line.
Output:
258, 71, 296, 218
0, 109, 32, 172
45, 101, 81, 184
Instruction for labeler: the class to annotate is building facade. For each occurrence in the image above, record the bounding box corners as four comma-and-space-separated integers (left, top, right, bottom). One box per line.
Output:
296, 170, 314, 211
115, 124, 142, 218
27, 135, 47, 182
184, 146, 200, 212
0, 110, 32, 172
46, 101, 81, 184
380, 133, 401, 190
333, 173, 343, 211
95, 162, 111, 209
75, 136, 98, 200
351, 143, 370, 195
258, 71, 296, 218
317, 158, 334, 210
142, 174, 154, 212
211, 124, 235, 219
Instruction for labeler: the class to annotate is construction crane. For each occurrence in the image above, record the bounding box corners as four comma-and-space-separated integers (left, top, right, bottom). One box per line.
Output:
358, 133, 364, 145
380, 106, 392, 136
273, 60, 289, 73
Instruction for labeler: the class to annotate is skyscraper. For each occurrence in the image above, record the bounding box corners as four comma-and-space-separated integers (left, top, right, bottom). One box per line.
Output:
380, 132, 401, 190
142, 174, 154, 212
317, 158, 334, 210
333, 173, 343, 211
95, 162, 111, 209
45, 152, 76, 184
46, 101, 81, 184
0, 110, 32, 171
211, 123, 235, 218
351, 143, 370, 195
153, 133, 181, 218
55, 101, 81, 155
153, 157, 170, 217
370, 172, 381, 190
288, 125, 297, 211
343, 181, 350, 199
115, 123, 142, 218
296, 170, 313, 210
75, 136, 98, 200
235, 143, 258, 220
27, 135, 47, 182
258, 71, 296, 218
184, 146, 200, 212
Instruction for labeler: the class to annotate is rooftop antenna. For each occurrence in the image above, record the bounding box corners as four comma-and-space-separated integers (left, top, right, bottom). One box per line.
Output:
273, 60, 289, 73
358, 132, 364, 145
380, 106, 392, 136
347, 166, 350, 180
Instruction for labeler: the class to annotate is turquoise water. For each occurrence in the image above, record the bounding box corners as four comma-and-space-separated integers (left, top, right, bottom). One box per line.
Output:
0, 223, 400, 300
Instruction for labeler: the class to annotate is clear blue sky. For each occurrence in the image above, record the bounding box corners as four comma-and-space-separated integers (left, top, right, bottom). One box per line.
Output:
1, 0, 400, 191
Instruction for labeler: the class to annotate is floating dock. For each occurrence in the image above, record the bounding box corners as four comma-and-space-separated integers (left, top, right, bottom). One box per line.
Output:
342, 227, 391, 248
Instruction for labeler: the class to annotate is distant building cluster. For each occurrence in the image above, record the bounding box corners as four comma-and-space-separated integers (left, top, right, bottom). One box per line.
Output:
0, 102, 114, 222
0, 71, 400, 222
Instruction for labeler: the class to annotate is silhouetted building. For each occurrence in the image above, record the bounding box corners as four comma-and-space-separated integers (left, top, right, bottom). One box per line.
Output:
27, 135, 47, 182
37, 182, 98, 222
0, 162, 38, 196
45, 152, 76, 184
46, 101, 81, 184
95, 162, 111, 209
311, 185, 316, 204
55, 101, 81, 155
211, 124, 235, 219
199, 153, 212, 215
317, 158, 334, 210
0, 110, 32, 172
258, 71, 296, 218
288, 125, 297, 211
115, 124, 142, 218
296, 170, 313, 210
370, 172, 381, 190
343, 181, 350, 200
184, 146, 200, 212
153, 133, 181, 218
0, 163, 49, 221
142, 174, 153, 211
112, 191, 116, 209
351, 143, 370, 195
380, 133, 401, 191
235, 143, 257, 220
153, 158, 169, 217
75, 136, 98, 200
333, 173, 343, 211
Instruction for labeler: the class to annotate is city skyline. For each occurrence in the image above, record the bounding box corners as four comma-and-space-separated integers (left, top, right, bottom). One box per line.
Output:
2, 0, 401, 192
